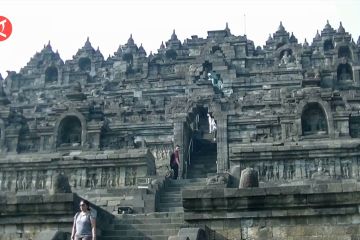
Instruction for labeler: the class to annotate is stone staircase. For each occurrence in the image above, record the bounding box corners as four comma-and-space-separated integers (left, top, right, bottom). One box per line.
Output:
157, 178, 207, 212
98, 118, 218, 239
187, 136, 217, 179
99, 212, 186, 240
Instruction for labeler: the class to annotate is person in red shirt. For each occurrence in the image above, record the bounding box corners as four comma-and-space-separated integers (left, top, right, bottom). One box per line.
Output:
170, 145, 180, 179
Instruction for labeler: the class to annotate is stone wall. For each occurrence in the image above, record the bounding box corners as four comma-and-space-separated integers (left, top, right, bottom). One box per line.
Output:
182, 180, 360, 240
0, 193, 113, 240
229, 140, 360, 185
0, 148, 155, 193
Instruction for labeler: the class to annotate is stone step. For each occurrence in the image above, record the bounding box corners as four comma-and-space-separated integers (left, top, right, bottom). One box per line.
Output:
160, 191, 181, 197
115, 214, 183, 221
187, 168, 217, 174
112, 223, 185, 231
114, 217, 184, 225
189, 165, 216, 170
100, 235, 171, 240
167, 183, 205, 189
190, 159, 216, 164
188, 168, 216, 172
187, 174, 208, 179
160, 196, 181, 203
165, 182, 206, 188
103, 228, 179, 237
115, 212, 184, 219
164, 186, 204, 192
188, 172, 215, 177
157, 206, 183, 212
191, 155, 217, 160
157, 201, 182, 208
167, 178, 207, 185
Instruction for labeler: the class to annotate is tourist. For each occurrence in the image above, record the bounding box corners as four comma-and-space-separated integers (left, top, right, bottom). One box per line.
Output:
211, 117, 217, 141
71, 200, 96, 240
170, 145, 180, 180
207, 113, 213, 133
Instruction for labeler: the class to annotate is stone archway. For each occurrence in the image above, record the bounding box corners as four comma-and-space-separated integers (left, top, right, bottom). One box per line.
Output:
54, 111, 87, 149
301, 102, 328, 136
45, 66, 58, 84
0, 119, 5, 152
57, 116, 82, 147
78, 57, 91, 72
349, 115, 360, 138
179, 104, 219, 179
337, 63, 353, 82
338, 46, 352, 60
323, 39, 334, 52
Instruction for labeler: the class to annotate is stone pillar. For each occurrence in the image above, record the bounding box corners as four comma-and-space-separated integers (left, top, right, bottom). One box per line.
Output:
96, 168, 102, 188
295, 160, 301, 180
45, 170, 53, 190
118, 167, 126, 187
353, 66, 360, 86
174, 120, 185, 179
352, 157, 359, 178
10, 171, 17, 192
81, 169, 87, 187
39, 135, 44, 152
216, 114, 229, 173
0, 171, 3, 190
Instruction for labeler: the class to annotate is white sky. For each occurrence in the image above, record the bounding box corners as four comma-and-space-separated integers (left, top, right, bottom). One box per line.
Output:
1, 0, 359, 78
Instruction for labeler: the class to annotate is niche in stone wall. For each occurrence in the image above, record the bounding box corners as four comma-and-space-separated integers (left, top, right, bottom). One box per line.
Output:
78, 57, 91, 71
122, 51, 133, 65
279, 48, 293, 59
57, 116, 82, 147
349, 116, 360, 138
276, 42, 285, 50
202, 61, 212, 76
323, 39, 334, 51
338, 46, 352, 59
211, 46, 221, 54
301, 103, 328, 136
337, 63, 353, 81
45, 66, 58, 84
17, 123, 40, 153
165, 49, 177, 60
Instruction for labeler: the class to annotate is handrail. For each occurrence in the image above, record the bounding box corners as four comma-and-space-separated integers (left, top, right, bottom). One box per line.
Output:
188, 137, 193, 167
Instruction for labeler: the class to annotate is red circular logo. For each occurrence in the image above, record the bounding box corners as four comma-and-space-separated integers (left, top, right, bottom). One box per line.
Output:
0, 16, 12, 41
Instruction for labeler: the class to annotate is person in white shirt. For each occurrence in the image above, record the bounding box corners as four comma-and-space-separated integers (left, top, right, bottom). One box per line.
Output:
207, 113, 213, 133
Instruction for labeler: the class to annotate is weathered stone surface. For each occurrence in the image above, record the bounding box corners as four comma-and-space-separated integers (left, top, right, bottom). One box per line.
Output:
50, 173, 72, 194
1, 21, 360, 240
178, 227, 207, 240
34, 230, 67, 240
239, 167, 259, 188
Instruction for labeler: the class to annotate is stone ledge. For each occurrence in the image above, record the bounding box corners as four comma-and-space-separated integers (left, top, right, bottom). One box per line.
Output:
183, 181, 360, 221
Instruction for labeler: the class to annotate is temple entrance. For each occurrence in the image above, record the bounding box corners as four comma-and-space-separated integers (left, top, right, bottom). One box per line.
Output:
186, 106, 217, 179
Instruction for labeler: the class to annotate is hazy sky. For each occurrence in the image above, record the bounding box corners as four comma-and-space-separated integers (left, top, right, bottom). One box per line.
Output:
1, 0, 359, 78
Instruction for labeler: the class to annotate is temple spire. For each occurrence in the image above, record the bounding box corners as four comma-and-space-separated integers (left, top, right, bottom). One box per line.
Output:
84, 37, 92, 48
278, 21, 285, 32
171, 29, 178, 41
127, 34, 134, 45
338, 21, 345, 33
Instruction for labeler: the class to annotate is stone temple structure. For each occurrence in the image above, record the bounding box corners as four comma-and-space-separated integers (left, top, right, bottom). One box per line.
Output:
1, 21, 360, 239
